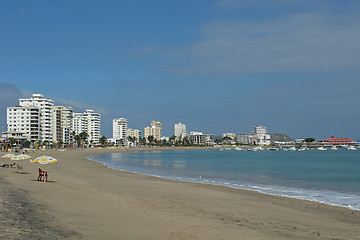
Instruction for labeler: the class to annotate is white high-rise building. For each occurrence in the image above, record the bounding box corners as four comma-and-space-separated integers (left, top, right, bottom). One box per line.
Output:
52, 106, 73, 144
174, 122, 187, 139
7, 106, 40, 142
73, 110, 101, 145
7, 94, 54, 143
255, 126, 271, 145
112, 118, 128, 146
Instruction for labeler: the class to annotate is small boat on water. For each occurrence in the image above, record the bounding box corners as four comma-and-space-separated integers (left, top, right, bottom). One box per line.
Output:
331, 146, 338, 150
317, 147, 327, 151
298, 147, 307, 151
289, 146, 297, 151
347, 146, 357, 151
253, 146, 264, 151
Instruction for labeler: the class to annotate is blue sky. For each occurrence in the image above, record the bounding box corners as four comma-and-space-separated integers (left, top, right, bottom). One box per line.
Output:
1, 0, 360, 140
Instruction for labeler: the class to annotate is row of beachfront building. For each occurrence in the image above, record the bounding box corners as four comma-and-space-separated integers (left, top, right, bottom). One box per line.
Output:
2, 93, 275, 148
4, 94, 101, 146
4, 93, 353, 148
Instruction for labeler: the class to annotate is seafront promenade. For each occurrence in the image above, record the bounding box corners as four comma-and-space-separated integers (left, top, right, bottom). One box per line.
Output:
1, 147, 359, 239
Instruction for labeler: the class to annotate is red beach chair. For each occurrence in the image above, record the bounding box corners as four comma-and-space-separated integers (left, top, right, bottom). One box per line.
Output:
37, 168, 45, 181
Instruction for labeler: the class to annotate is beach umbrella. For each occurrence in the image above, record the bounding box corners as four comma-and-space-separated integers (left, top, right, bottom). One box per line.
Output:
2, 153, 16, 158
31, 155, 57, 165
11, 154, 31, 161
31, 155, 57, 182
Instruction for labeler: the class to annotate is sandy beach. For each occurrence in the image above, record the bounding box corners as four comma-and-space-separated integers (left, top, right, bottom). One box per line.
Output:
1, 147, 359, 240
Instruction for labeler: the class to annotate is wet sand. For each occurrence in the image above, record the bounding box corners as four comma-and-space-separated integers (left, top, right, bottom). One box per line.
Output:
1, 147, 359, 239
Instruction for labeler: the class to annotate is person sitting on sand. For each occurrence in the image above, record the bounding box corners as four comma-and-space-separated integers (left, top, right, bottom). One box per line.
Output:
1, 163, 10, 167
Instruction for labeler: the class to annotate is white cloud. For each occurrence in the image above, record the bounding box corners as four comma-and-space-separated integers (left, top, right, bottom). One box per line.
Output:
167, 11, 360, 77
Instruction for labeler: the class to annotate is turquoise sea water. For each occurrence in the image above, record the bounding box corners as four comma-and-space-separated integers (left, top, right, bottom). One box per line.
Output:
88, 149, 360, 210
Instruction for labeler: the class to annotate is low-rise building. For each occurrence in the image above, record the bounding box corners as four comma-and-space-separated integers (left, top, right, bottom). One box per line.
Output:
320, 137, 355, 146
235, 133, 257, 145
222, 133, 236, 140
189, 131, 214, 145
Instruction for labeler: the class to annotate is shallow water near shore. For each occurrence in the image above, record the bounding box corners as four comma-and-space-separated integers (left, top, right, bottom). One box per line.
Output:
88, 148, 360, 210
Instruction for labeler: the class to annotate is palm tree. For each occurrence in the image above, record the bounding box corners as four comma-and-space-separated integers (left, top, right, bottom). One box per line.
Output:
74, 134, 81, 147
139, 137, 147, 146
79, 131, 89, 147
100, 136, 107, 147
43, 140, 50, 149
127, 136, 136, 147
147, 135, 155, 145
8, 137, 15, 148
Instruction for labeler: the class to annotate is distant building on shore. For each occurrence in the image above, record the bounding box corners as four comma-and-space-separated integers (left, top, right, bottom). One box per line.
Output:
144, 120, 162, 142
7, 94, 54, 143
235, 133, 256, 145
189, 131, 214, 145
73, 110, 101, 145
222, 133, 236, 141
234, 126, 270, 145
127, 128, 141, 146
255, 126, 271, 146
320, 136, 355, 146
52, 106, 73, 144
174, 122, 187, 139
112, 118, 128, 146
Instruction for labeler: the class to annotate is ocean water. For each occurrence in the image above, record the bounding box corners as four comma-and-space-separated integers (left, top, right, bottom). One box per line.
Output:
87, 148, 360, 210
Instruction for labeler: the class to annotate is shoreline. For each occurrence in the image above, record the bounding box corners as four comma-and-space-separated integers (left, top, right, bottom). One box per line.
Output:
1, 147, 360, 239
87, 147, 360, 212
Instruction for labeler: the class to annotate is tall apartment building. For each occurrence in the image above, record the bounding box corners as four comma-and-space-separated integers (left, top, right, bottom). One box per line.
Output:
255, 126, 271, 145
144, 120, 162, 141
7, 106, 40, 142
174, 122, 187, 139
7, 94, 54, 143
52, 106, 73, 144
73, 110, 101, 145
112, 118, 128, 146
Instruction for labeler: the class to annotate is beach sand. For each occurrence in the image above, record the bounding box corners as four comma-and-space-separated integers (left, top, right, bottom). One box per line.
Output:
1, 148, 359, 239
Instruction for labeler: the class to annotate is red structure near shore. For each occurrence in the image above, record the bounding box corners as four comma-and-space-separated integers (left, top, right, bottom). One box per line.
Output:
321, 136, 355, 146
